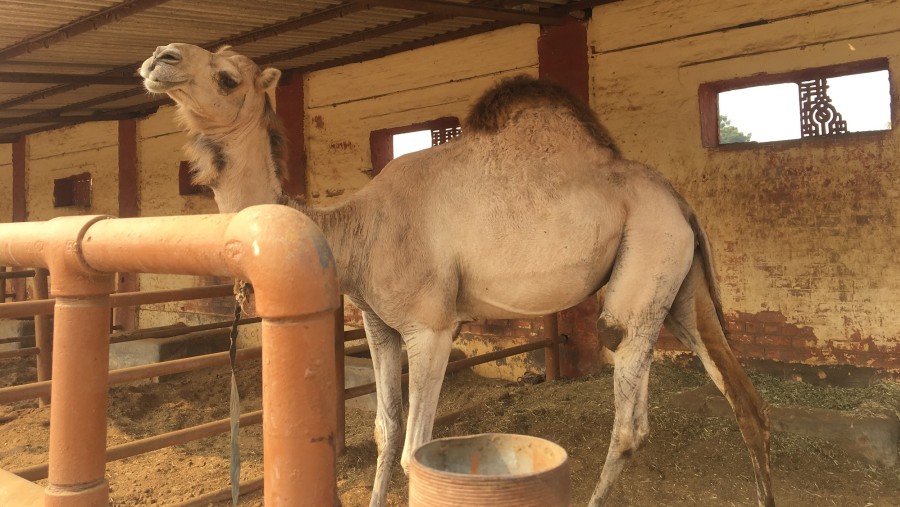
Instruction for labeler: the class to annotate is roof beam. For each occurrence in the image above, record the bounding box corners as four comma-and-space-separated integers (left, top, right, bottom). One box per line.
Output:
207, 2, 370, 49
257, 12, 446, 65
0, 0, 171, 62
0, 1, 368, 111
0, 111, 149, 126
0, 72, 138, 85
257, 0, 527, 65
0, 102, 163, 142
361, 0, 564, 25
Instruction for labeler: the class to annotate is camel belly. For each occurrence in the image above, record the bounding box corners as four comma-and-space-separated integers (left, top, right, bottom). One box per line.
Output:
456, 243, 618, 320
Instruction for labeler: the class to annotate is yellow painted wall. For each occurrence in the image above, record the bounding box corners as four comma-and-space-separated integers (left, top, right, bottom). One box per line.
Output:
139, 105, 218, 218
590, 0, 900, 369
305, 24, 539, 206
26, 122, 119, 221
0, 144, 11, 223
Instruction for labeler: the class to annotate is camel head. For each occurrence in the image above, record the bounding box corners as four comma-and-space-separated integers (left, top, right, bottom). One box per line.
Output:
140, 43, 281, 134
140, 43, 288, 213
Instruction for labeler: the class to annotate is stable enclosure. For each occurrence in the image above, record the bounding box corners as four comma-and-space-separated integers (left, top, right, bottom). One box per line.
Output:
0, 0, 898, 505
2, 0, 896, 377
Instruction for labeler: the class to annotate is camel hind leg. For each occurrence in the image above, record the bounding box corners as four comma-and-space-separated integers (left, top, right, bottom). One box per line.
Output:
663, 253, 775, 507
588, 221, 695, 507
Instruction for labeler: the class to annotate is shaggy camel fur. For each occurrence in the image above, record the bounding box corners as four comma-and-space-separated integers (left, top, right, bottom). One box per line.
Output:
141, 43, 775, 507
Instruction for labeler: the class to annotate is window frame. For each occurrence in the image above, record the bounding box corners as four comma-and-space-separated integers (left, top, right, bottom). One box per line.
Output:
53, 172, 92, 208
699, 58, 892, 148
369, 116, 461, 177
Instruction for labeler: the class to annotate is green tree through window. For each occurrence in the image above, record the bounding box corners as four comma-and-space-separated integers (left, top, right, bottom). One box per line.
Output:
719, 115, 752, 144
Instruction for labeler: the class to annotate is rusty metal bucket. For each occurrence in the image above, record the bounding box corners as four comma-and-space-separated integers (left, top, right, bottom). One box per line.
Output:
409, 433, 570, 507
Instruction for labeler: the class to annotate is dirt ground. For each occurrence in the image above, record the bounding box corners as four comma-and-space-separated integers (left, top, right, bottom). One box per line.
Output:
0, 354, 897, 506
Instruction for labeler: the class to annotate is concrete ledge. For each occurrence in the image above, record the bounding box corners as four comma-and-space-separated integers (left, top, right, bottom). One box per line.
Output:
345, 355, 376, 411
670, 383, 899, 467
109, 328, 231, 370
0, 318, 35, 352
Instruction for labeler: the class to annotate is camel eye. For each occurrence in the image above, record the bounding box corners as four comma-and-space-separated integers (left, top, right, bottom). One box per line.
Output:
218, 72, 238, 90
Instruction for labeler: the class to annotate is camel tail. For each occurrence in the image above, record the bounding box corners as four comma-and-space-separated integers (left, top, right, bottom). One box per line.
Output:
688, 213, 728, 334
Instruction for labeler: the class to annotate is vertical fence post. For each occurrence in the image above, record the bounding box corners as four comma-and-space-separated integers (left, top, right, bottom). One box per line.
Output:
543, 313, 560, 381
0, 266, 7, 302
32, 268, 51, 406
335, 296, 346, 456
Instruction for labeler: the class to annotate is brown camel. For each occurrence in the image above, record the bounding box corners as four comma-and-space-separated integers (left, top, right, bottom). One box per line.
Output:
140, 43, 775, 507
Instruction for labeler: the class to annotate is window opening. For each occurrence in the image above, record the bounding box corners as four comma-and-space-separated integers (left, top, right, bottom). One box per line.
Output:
701, 59, 891, 146
53, 172, 92, 208
370, 116, 461, 176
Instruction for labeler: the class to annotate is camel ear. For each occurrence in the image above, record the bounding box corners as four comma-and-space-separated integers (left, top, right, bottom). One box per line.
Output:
257, 68, 281, 92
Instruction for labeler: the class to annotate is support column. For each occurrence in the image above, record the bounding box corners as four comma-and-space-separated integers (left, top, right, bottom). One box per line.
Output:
274, 70, 307, 198
538, 15, 603, 377
11, 138, 26, 301
115, 120, 139, 331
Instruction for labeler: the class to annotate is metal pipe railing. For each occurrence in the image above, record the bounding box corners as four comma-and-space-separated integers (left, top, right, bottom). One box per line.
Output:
14, 410, 265, 482
0, 205, 339, 507
343, 334, 566, 400
0, 284, 234, 319
0, 346, 263, 405
0, 269, 35, 280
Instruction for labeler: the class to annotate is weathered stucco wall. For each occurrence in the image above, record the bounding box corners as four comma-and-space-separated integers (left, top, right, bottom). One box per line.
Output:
0, 144, 11, 223
590, 0, 900, 370
305, 24, 539, 206
139, 105, 218, 218
26, 122, 119, 221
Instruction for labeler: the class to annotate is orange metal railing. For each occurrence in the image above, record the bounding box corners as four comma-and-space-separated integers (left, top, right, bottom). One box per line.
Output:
0, 205, 339, 507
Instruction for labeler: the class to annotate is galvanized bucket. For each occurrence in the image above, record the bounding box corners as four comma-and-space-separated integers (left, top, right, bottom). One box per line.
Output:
409, 433, 571, 507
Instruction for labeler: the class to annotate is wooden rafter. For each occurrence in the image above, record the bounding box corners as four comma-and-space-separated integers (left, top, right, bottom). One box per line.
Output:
0, 0, 172, 62
0, 72, 137, 85
0, 1, 369, 111
0, 0, 608, 140
362, 0, 564, 25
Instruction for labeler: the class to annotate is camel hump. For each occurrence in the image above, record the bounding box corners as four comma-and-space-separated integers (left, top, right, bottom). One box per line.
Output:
464, 75, 618, 154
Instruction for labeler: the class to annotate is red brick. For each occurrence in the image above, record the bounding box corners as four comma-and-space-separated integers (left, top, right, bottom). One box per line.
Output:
727, 333, 754, 344
744, 321, 764, 335
756, 311, 787, 324
514, 327, 539, 339
515, 320, 534, 330
756, 335, 792, 347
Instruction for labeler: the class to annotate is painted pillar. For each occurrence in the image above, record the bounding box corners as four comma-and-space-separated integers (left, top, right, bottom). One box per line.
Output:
538, 15, 604, 377
115, 119, 139, 331
11, 138, 27, 301
275, 70, 307, 198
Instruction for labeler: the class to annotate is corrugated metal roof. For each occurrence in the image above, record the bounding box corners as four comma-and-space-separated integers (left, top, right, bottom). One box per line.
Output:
0, 0, 611, 142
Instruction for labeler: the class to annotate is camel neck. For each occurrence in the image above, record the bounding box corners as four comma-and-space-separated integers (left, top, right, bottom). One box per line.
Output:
279, 195, 368, 297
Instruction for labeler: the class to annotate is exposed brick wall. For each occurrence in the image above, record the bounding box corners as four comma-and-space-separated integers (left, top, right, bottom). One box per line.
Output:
656, 311, 899, 371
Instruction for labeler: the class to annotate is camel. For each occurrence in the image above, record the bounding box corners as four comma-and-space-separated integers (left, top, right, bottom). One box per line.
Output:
140, 43, 775, 507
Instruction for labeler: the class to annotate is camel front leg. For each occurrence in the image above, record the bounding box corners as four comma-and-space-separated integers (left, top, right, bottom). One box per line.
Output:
399, 327, 454, 473
361, 312, 403, 507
